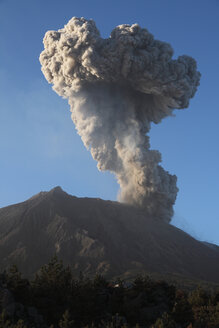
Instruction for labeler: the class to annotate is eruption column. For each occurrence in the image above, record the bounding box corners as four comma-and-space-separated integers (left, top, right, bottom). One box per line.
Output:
40, 17, 200, 223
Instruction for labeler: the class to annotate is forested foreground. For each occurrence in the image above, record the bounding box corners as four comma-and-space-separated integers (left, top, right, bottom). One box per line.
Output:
0, 257, 219, 328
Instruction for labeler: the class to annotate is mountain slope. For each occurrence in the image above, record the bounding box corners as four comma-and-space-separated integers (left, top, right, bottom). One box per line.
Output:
0, 186, 219, 282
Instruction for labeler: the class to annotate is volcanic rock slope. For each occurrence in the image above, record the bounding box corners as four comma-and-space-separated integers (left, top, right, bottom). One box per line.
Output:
0, 187, 219, 282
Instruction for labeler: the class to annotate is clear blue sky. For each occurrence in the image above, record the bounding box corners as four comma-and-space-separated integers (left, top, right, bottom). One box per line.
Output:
0, 0, 218, 245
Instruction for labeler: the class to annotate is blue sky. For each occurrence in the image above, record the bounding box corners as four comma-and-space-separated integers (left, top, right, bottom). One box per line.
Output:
0, 0, 218, 245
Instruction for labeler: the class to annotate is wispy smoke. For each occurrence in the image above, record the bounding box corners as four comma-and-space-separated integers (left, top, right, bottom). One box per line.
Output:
40, 17, 200, 223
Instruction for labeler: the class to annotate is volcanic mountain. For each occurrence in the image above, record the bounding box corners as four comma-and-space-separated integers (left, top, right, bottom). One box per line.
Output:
0, 186, 219, 283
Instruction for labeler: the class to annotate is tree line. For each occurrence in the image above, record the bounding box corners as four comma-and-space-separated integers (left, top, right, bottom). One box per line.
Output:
0, 256, 219, 327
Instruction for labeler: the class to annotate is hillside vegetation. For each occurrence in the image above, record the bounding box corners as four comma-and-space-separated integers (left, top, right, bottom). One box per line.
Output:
1, 257, 219, 328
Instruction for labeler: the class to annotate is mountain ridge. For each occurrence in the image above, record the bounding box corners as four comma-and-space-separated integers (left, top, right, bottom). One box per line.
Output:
0, 187, 219, 283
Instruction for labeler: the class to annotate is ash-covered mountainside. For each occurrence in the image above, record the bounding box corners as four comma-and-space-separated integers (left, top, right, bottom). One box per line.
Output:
0, 186, 218, 282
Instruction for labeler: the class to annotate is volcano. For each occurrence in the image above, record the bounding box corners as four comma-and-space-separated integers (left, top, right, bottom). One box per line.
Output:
0, 186, 218, 283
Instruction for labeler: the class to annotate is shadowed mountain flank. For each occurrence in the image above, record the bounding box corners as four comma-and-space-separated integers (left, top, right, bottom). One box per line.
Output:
0, 187, 218, 282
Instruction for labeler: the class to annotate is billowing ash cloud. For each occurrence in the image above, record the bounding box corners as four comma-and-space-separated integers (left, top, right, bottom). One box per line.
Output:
40, 17, 200, 223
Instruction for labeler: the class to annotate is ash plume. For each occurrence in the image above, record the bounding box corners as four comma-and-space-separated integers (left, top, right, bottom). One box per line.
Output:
40, 17, 200, 223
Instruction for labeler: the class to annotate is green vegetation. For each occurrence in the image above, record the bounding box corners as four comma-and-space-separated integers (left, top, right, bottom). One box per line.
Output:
0, 257, 219, 327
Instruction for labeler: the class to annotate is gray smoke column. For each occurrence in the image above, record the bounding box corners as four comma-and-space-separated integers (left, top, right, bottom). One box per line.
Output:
40, 17, 200, 223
